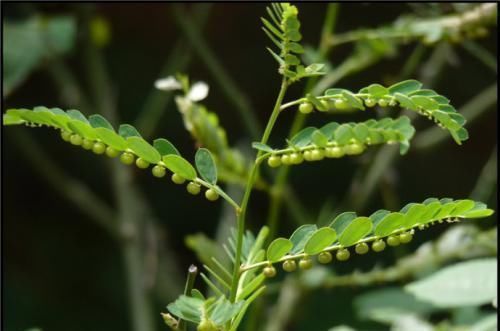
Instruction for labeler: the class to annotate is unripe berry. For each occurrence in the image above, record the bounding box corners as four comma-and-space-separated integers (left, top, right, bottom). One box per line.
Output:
282, 260, 297, 272
105, 146, 119, 158
197, 319, 217, 331
135, 157, 150, 169
372, 239, 386, 252
82, 139, 94, 150
263, 265, 277, 278
345, 143, 365, 155
303, 150, 313, 161
152, 165, 166, 178
336, 248, 350, 261
365, 98, 376, 107
387, 235, 400, 247
92, 142, 106, 154
311, 149, 325, 161
70, 134, 83, 146
120, 152, 135, 165
205, 189, 219, 201
335, 99, 349, 110
187, 182, 201, 195
355, 242, 369, 255
325, 146, 344, 158
268, 155, 281, 168
319, 100, 330, 111
171, 173, 186, 184
299, 257, 313, 270
61, 130, 71, 142
281, 154, 292, 165
399, 232, 413, 244
378, 99, 388, 107
299, 102, 313, 114
290, 152, 303, 164
318, 251, 333, 264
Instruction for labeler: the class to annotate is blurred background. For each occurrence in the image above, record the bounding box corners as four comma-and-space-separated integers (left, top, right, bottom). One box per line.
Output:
2, 3, 497, 331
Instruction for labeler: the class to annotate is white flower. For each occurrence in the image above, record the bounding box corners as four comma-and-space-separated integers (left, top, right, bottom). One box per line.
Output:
187, 81, 209, 102
154, 76, 182, 91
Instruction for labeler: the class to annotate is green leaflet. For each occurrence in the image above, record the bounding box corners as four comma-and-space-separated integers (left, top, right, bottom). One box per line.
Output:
127, 137, 162, 164
89, 114, 114, 131
338, 217, 372, 247
153, 138, 180, 156
95, 128, 127, 151
163, 155, 197, 181
195, 148, 218, 185
266, 238, 293, 262
119, 124, 142, 138
67, 120, 97, 140
289, 224, 317, 254
304, 227, 337, 255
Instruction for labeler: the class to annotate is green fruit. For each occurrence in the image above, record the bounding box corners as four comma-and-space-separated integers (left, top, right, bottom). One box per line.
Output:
325, 146, 344, 158
282, 260, 297, 272
334, 99, 349, 110
268, 155, 281, 168
171, 173, 186, 184
399, 232, 413, 244
120, 152, 135, 165
205, 189, 219, 201
318, 251, 333, 264
372, 240, 386, 252
92, 142, 106, 154
197, 319, 218, 331
187, 182, 201, 195
311, 149, 325, 161
345, 143, 365, 155
355, 242, 369, 255
378, 99, 388, 107
263, 265, 277, 278
303, 150, 313, 161
365, 98, 376, 107
105, 146, 119, 158
82, 139, 94, 150
299, 102, 313, 114
281, 154, 292, 165
299, 257, 313, 270
60, 130, 71, 142
290, 152, 303, 164
387, 235, 400, 247
336, 248, 350, 261
319, 100, 330, 111
152, 165, 166, 178
135, 157, 150, 169
70, 134, 83, 146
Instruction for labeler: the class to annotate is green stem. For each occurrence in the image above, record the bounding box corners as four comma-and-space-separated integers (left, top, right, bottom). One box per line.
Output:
229, 79, 288, 303
178, 265, 199, 331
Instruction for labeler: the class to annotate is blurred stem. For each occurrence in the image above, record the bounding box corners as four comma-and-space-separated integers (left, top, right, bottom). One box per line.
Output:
414, 83, 497, 150
135, 4, 212, 138
178, 265, 199, 331
81, 6, 156, 331
470, 146, 497, 202
263, 277, 303, 331
172, 4, 261, 140
462, 40, 497, 73
6, 130, 119, 239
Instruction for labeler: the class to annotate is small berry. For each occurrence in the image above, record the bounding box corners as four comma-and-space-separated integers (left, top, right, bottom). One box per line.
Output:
152, 165, 166, 178
282, 260, 297, 272
92, 142, 106, 154
399, 232, 413, 244
311, 149, 325, 161
325, 146, 344, 158
319, 100, 330, 111
120, 152, 135, 165
355, 242, 369, 255
336, 248, 350, 261
268, 155, 281, 168
387, 235, 400, 247
70, 134, 83, 146
187, 182, 201, 195
135, 157, 150, 169
299, 257, 313, 270
299, 102, 313, 114
290, 152, 303, 164
205, 189, 219, 201
105, 146, 119, 158
318, 251, 333, 264
365, 98, 376, 107
171, 173, 186, 184
345, 143, 365, 155
389, 99, 397, 107
335, 99, 349, 110
378, 99, 388, 107
303, 150, 313, 161
372, 240, 386, 252
263, 265, 277, 278
61, 130, 71, 142
197, 319, 218, 331
281, 154, 292, 165
82, 139, 94, 150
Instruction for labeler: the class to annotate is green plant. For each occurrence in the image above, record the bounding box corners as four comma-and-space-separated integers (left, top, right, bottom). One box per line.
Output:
3, 3, 497, 331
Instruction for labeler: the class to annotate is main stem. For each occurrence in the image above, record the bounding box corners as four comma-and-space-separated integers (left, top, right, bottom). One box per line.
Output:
229, 78, 288, 302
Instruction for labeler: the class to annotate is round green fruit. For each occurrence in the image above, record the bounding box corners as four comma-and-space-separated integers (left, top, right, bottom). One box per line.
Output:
299, 102, 313, 114
387, 235, 400, 247
325, 146, 344, 158
82, 139, 94, 150
399, 232, 413, 244
372, 240, 386, 252
299, 257, 313, 270
205, 189, 219, 201
355, 242, 369, 255
135, 157, 150, 169
290, 152, 303, 164
336, 248, 350, 261
263, 265, 277, 278
171, 173, 186, 184
120, 152, 135, 165
70, 134, 83, 146
61, 130, 71, 142
152, 165, 166, 178
318, 251, 333, 264
105, 146, 119, 158
187, 182, 201, 195
92, 142, 106, 154
268, 155, 281, 168
345, 143, 365, 155
282, 260, 297, 272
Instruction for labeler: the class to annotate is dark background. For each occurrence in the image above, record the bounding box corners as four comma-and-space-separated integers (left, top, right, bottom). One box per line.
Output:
2, 3, 497, 331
